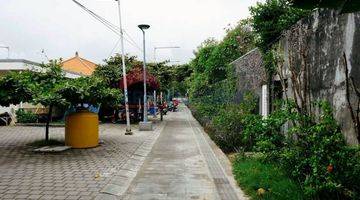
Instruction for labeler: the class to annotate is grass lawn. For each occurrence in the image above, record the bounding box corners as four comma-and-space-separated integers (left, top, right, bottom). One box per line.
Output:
232, 155, 305, 200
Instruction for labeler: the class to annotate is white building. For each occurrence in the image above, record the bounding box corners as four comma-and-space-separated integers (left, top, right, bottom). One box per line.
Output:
0, 59, 82, 124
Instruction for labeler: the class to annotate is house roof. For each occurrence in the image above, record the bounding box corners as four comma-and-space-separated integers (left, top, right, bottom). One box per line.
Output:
61, 52, 97, 76
0, 59, 82, 79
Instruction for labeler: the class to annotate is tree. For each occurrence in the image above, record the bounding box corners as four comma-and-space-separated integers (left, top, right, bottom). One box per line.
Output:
0, 60, 123, 142
250, 0, 310, 76
147, 61, 173, 92
250, 0, 310, 51
0, 61, 66, 141
0, 71, 33, 107
205, 20, 255, 83
171, 64, 193, 96
94, 54, 143, 88
188, 19, 256, 101
29, 61, 67, 141
58, 76, 123, 110
287, 0, 360, 13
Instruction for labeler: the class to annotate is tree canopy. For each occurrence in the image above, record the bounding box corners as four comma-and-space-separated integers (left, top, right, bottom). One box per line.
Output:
288, 0, 360, 13
0, 60, 122, 141
188, 19, 256, 102
250, 0, 310, 51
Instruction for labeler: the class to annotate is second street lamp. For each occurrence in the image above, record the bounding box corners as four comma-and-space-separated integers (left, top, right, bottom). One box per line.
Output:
138, 24, 153, 131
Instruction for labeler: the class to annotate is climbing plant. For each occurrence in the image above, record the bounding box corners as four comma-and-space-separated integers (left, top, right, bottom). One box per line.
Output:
287, 0, 360, 13
250, 0, 310, 76
188, 19, 255, 102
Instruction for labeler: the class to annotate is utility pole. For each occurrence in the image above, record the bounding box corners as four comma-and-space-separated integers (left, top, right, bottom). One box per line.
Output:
0, 46, 10, 58
116, 0, 132, 135
154, 46, 180, 63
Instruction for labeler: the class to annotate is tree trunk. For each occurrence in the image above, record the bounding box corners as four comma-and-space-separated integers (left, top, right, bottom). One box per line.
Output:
45, 105, 53, 141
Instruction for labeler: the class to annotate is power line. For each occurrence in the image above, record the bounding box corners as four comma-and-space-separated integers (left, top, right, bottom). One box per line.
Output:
106, 37, 121, 60
72, 0, 143, 52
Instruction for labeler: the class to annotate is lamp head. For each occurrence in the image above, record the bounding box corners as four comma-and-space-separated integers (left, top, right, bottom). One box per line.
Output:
138, 24, 150, 30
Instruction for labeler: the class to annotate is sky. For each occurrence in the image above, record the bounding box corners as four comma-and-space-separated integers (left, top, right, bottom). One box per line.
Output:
0, 0, 262, 64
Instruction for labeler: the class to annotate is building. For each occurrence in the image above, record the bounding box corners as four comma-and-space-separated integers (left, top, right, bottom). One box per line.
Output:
0, 59, 82, 78
61, 52, 97, 76
0, 58, 83, 124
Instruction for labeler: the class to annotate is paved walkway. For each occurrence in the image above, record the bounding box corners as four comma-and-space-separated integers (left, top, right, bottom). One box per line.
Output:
120, 106, 247, 200
0, 106, 247, 200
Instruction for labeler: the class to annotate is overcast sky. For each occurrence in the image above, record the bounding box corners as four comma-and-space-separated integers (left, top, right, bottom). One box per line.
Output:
0, 0, 261, 64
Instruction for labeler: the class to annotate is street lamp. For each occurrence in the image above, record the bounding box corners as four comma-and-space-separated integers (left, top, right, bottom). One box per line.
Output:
138, 24, 152, 131
154, 46, 180, 63
0, 46, 10, 59
116, 0, 132, 135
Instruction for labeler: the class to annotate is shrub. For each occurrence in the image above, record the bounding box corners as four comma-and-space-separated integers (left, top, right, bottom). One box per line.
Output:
239, 101, 360, 199
241, 101, 293, 155
209, 93, 258, 152
190, 103, 221, 126
211, 104, 245, 153
279, 102, 360, 199
16, 109, 38, 123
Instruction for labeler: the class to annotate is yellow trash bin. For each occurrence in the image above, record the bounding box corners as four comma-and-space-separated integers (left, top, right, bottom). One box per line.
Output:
65, 110, 99, 149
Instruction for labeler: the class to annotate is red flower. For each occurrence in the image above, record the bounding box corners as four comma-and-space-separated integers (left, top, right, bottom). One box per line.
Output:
327, 164, 333, 173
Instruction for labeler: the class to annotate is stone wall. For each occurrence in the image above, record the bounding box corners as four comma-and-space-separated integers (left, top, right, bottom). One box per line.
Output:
278, 9, 360, 145
231, 48, 267, 104
231, 9, 360, 145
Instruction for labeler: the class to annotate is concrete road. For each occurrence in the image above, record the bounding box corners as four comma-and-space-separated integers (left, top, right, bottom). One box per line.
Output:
122, 106, 247, 200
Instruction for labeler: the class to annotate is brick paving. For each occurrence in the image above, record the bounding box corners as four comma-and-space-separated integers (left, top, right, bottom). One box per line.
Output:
0, 123, 158, 200
0, 108, 247, 200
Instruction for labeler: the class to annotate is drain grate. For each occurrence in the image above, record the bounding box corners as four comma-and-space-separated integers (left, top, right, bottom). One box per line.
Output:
189, 119, 240, 200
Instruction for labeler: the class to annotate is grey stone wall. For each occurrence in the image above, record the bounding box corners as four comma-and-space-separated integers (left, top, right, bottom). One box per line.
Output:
278, 9, 360, 145
231, 48, 267, 105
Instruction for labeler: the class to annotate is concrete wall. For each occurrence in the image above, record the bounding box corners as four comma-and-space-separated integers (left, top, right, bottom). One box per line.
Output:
277, 9, 360, 145
231, 9, 360, 144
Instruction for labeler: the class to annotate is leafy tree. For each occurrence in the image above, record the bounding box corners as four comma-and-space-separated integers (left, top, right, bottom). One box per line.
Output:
250, 0, 310, 51
191, 38, 218, 74
205, 20, 255, 83
29, 61, 67, 141
287, 0, 360, 13
0, 62, 66, 141
188, 19, 255, 101
147, 61, 173, 92
58, 76, 122, 109
0, 71, 33, 106
147, 62, 192, 97
93, 54, 142, 88
0, 60, 123, 142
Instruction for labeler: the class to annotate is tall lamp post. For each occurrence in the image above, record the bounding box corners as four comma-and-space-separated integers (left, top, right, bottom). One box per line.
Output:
116, 0, 132, 135
154, 46, 180, 63
138, 24, 152, 131
0, 46, 10, 58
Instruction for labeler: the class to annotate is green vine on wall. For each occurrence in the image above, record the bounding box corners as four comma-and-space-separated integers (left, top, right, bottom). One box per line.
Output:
250, 0, 310, 78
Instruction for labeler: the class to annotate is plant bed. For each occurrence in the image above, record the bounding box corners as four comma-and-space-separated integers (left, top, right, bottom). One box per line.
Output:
232, 154, 304, 200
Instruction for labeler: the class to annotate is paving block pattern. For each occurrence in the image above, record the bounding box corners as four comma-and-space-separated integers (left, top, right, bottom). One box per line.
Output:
0, 123, 159, 200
